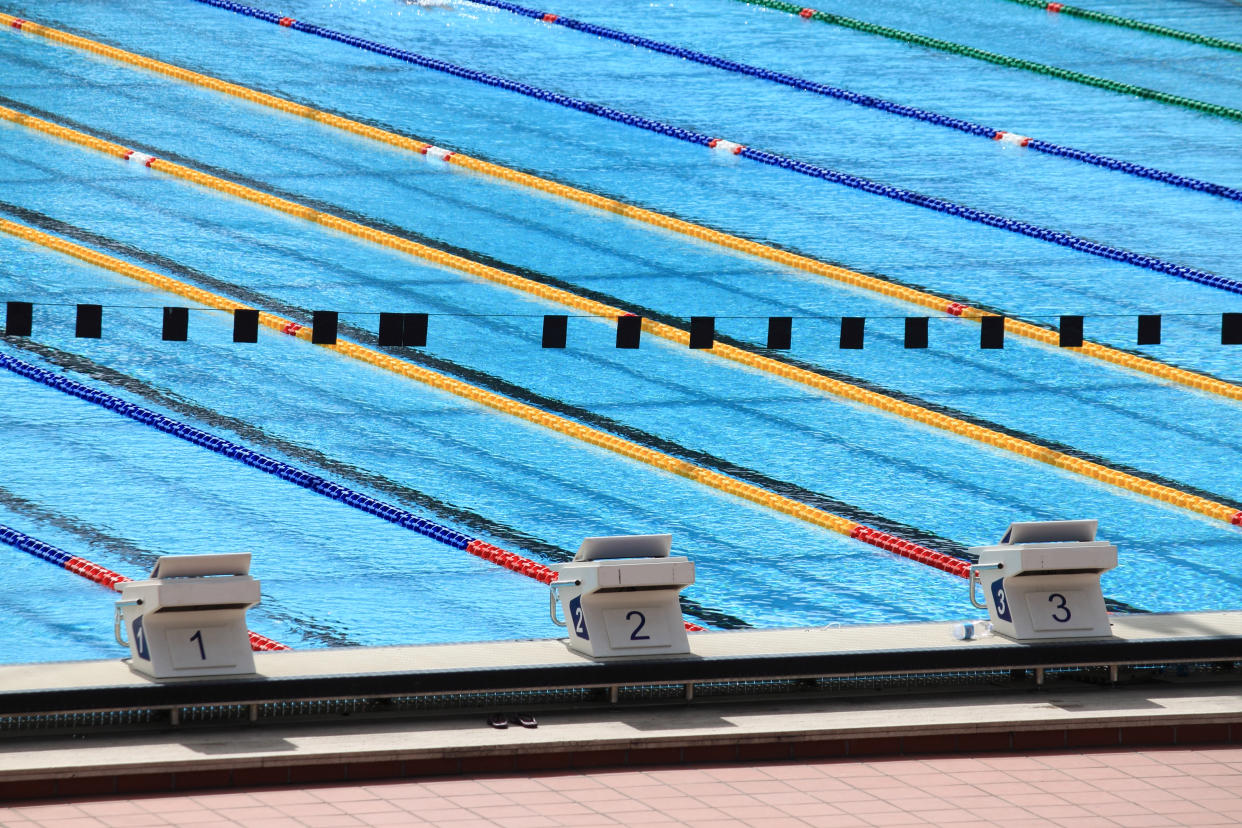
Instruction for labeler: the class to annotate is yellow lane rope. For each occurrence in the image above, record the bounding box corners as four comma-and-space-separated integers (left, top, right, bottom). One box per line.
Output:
1, 104, 1239, 528
2, 12, 1238, 405
0, 215, 868, 540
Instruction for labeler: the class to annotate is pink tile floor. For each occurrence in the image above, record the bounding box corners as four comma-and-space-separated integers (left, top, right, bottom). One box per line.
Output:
3, 746, 1241, 827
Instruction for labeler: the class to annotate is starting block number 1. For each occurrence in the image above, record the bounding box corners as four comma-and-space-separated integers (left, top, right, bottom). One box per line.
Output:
168, 626, 237, 669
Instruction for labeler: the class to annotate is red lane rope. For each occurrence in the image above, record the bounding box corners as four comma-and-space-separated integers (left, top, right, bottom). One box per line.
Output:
850, 526, 972, 578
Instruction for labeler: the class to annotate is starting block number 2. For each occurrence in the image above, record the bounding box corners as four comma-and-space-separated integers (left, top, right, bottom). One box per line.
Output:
168, 626, 237, 669
602, 607, 671, 649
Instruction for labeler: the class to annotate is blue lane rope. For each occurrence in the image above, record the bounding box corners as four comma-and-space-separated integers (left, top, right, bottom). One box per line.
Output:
0, 524, 74, 568
0, 350, 723, 625
0, 350, 475, 550
468, 0, 1242, 205
189, 0, 1242, 298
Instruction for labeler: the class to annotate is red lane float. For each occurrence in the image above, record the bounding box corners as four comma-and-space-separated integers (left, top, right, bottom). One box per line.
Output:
466, 539, 555, 583
249, 631, 288, 650
122, 150, 157, 167
421, 145, 455, 162
64, 555, 130, 590
708, 138, 744, 155
850, 526, 972, 578
994, 131, 1031, 147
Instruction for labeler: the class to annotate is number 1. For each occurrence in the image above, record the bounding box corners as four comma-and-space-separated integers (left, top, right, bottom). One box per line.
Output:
189, 629, 206, 660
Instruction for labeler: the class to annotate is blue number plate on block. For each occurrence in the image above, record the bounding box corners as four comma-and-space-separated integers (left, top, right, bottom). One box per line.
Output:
569, 595, 589, 641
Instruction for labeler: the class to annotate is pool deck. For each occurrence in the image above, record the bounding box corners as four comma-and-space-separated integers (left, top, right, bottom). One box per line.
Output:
4, 744, 1240, 827
1, 677, 1238, 795
0, 612, 1239, 803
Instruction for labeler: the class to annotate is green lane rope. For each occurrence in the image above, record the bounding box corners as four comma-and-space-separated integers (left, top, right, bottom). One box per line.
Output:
1001, 0, 1242, 54
737, 0, 1242, 122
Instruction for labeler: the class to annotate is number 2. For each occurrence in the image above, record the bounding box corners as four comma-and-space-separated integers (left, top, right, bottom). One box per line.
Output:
189, 629, 206, 660
1048, 593, 1071, 623
626, 610, 650, 641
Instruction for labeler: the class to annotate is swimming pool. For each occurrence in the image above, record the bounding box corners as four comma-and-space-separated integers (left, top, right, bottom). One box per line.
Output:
1, 0, 1240, 663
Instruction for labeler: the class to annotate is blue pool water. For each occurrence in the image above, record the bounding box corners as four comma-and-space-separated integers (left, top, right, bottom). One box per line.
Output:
0, 0, 1239, 663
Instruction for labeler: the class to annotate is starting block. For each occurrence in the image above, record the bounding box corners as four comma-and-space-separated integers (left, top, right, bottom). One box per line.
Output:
115, 553, 260, 679
550, 534, 694, 659
969, 519, 1117, 641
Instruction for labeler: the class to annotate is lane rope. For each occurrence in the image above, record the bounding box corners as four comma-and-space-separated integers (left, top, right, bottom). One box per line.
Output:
0, 522, 289, 650
2, 108, 1240, 529
0, 218, 978, 579
0, 349, 713, 629
4, 326, 754, 628
1, 16, 1238, 404
175, 1, 1242, 297
12, 201, 1227, 587
999, 0, 1242, 54
0, 365, 1143, 619
467, 0, 1242, 203
731, 0, 1242, 121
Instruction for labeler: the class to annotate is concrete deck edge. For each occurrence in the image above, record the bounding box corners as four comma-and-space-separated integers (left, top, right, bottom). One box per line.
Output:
2, 684, 1240, 801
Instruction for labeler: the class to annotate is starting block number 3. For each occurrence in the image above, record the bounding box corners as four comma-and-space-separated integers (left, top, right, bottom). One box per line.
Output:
1025, 590, 1091, 632
168, 626, 237, 669
602, 607, 671, 649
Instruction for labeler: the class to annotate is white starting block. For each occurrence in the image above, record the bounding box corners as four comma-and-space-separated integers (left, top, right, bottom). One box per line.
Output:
550, 534, 694, 659
115, 553, 260, 679
968, 519, 1117, 642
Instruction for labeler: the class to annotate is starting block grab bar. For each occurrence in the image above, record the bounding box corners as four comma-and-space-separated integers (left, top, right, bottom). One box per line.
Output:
968, 563, 1003, 610
113, 599, 143, 647
548, 580, 580, 627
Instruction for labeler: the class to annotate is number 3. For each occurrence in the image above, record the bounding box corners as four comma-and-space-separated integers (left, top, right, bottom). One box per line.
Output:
1048, 593, 1071, 623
